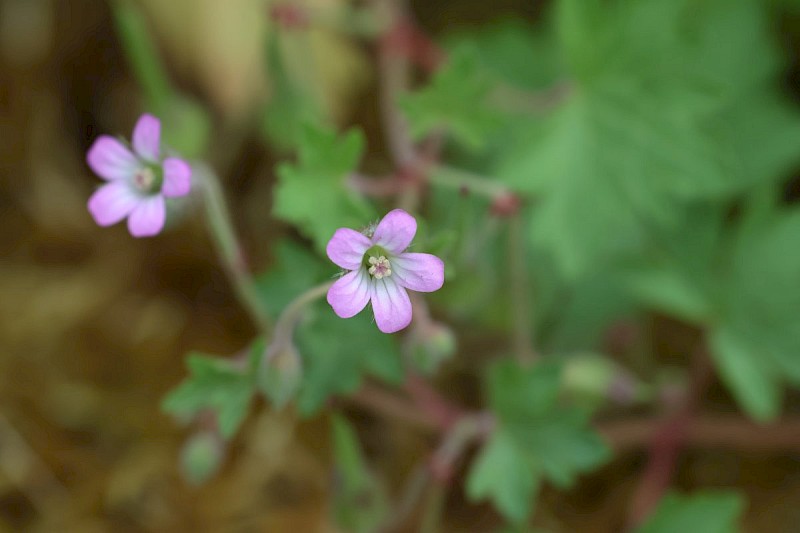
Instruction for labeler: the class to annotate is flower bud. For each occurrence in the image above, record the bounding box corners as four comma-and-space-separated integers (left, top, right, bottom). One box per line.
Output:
258, 343, 303, 409
410, 322, 456, 375
563, 353, 649, 406
180, 430, 225, 486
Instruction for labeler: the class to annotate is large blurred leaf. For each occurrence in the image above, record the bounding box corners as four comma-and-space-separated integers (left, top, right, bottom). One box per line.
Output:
495, 0, 800, 277
710, 209, 800, 420
273, 124, 375, 252
467, 360, 609, 523
295, 304, 404, 415
636, 491, 744, 533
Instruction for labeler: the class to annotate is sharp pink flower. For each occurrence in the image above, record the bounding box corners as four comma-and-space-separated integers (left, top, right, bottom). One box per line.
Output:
86, 114, 191, 237
326, 209, 445, 333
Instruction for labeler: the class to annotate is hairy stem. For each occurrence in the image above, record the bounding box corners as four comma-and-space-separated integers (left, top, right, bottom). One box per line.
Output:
197, 164, 272, 334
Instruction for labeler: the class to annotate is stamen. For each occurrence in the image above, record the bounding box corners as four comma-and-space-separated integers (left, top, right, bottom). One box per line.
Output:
133, 167, 157, 192
367, 255, 392, 279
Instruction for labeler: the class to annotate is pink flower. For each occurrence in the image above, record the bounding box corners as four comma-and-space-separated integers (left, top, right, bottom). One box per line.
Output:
326, 209, 445, 333
86, 114, 191, 237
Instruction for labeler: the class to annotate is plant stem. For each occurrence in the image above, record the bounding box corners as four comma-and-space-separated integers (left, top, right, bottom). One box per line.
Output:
508, 213, 537, 363
427, 164, 512, 200
110, 0, 175, 112
270, 281, 333, 347
197, 164, 272, 334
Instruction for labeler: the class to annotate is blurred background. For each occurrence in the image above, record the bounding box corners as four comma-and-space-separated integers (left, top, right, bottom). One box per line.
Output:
3, 0, 800, 531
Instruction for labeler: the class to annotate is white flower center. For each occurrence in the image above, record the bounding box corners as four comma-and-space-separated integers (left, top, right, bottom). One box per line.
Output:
368, 255, 392, 279
133, 167, 157, 193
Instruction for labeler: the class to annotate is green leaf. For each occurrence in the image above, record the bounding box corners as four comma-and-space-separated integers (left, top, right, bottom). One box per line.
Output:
331, 414, 388, 533
444, 17, 562, 92
162, 352, 256, 439
399, 50, 501, 150
255, 239, 329, 320
273, 124, 375, 252
709, 209, 800, 420
636, 491, 745, 533
468, 360, 609, 523
295, 304, 404, 415
708, 328, 780, 422
495, 0, 800, 277
467, 429, 541, 525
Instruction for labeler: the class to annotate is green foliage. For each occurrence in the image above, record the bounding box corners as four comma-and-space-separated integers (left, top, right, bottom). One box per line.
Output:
162, 340, 262, 439
467, 360, 609, 524
491, 0, 800, 277
399, 50, 501, 150
709, 209, 800, 420
331, 414, 388, 532
636, 491, 745, 533
273, 124, 375, 252
295, 304, 404, 415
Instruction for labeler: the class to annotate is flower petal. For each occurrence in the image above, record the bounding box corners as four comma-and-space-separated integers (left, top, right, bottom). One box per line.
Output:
327, 228, 372, 270
371, 277, 412, 333
162, 158, 192, 197
127, 195, 166, 237
391, 253, 445, 293
132, 113, 161, 162
372, 209, 417, 254
87, 181, 140, 226
86, 136, 139, 181
327, 269, 371, 318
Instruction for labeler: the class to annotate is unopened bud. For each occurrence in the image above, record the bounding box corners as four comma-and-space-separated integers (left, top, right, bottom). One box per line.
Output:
410, 322, 456, 375
180, 430, 225, 486
563, 353, 649, 406
258, 343, 303, 409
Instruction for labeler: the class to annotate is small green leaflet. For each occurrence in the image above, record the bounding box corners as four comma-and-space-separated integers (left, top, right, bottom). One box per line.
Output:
635, 491, 745, 533
399, 50, 502, 150
331, 414, 388, 532
467, 360, 609, 524
162, 340, 263, 439
273, 124, 375, 252
295, 303, 404, 415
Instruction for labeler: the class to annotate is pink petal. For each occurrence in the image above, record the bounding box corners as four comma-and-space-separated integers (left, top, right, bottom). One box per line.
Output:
87, 181, 140, 226
127, 195, 166, 237
371, 277, 412, 333
372, 209, 417, 254
132, 114, 161, 162
327, 269, 371, 318
391, 253, 445, 293
86, 136, 139, 181
327, 228, 372, 270
162, 158, 192, 197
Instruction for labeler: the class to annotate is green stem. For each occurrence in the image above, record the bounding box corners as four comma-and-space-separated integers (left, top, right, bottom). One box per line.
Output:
271, 281, 334, 348
428, 164, 512, 200
197, 164, 272, 334
508, 213, 537, 363
110, 0, 175, 112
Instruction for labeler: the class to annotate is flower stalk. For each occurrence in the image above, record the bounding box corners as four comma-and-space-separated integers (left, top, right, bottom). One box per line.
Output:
196, 164, 272, 334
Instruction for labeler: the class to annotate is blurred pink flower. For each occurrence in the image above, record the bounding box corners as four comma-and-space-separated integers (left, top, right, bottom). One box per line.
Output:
326, 209, 444, 333
86, 114, 191, 237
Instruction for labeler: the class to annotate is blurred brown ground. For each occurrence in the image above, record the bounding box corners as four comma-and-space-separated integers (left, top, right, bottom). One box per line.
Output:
2, 0, 800, 531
